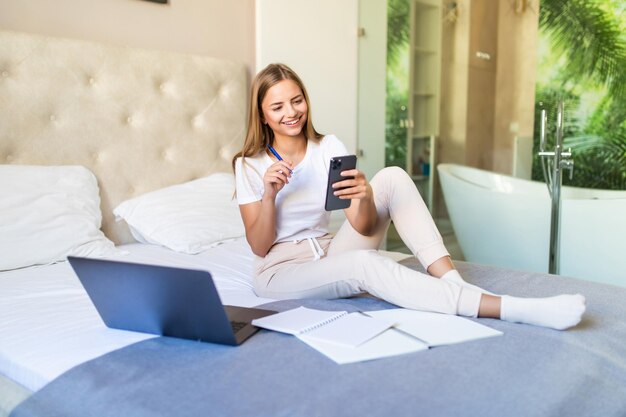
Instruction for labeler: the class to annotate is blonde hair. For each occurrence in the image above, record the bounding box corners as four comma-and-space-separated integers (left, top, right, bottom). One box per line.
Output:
232, 63, 323, 170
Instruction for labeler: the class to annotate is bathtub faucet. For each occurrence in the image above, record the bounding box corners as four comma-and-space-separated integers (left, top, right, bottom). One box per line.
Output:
537, 100, 574, 274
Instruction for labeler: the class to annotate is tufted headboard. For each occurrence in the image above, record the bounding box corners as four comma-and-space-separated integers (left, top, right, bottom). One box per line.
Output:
0, 30, 247, 244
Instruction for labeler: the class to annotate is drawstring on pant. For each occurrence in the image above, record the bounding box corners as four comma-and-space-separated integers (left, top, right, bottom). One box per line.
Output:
294, 237, 325, 260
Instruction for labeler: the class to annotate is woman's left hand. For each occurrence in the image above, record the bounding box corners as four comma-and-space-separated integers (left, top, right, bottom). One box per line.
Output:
334, 169, 378, 236
332, 169, 373, 202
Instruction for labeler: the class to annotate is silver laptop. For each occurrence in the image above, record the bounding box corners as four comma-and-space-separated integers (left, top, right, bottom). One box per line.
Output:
67, 256, 275, 346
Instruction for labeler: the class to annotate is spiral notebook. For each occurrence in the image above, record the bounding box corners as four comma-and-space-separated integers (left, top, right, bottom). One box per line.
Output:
251, 306, 394, 347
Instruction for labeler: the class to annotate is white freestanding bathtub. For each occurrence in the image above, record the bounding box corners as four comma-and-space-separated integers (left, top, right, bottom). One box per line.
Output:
438, 163, 626, 287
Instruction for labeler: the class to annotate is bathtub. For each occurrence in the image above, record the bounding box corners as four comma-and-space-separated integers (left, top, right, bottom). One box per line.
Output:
437, 163, 626, 287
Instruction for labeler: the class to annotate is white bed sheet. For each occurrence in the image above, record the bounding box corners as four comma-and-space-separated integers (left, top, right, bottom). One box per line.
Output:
0, 238, 275, 393
0, 238, 410, 393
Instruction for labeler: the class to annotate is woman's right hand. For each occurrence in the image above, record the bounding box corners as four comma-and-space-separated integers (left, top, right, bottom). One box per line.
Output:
239, 160, 292, 257
263, 160, 293, 200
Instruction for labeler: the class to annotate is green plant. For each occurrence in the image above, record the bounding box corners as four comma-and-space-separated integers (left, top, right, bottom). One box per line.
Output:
385, 0, 410, 168
385, 90, 408, 168
534, 0, 626, 191
569, 95, 626, 189
540, 0, 626, 100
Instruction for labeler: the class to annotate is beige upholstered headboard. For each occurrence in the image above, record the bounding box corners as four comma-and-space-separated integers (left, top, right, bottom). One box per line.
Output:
0, 30, 247, 244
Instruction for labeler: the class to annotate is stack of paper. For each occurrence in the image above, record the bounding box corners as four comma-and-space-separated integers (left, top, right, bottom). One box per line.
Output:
253, 307, 503, 365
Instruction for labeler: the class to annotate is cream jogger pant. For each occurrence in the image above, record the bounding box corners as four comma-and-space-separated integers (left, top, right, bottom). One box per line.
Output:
253, 166, 482, 317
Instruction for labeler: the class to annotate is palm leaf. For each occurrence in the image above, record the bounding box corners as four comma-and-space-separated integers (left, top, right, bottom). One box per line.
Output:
540, 0, 626, 100
387, 0, 410, 67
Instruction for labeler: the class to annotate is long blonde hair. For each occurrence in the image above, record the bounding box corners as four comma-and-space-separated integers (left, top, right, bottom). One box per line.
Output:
232, 63, 323, 170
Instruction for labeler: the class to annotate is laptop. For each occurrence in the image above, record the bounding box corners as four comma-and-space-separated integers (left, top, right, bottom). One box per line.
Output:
67, 256, 276, 346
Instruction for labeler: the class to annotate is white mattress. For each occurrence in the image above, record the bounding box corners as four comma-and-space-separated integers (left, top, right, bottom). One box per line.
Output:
0, 238, 276, 393
0, 239, 410, 393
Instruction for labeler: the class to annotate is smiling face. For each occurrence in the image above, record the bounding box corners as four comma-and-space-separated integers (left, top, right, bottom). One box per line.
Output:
260, 79, 308, 142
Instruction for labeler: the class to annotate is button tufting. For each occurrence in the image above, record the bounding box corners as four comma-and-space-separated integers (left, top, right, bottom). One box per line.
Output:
127, 116, 133, 124
1, 71, 8, 78
162, 149, 173, 161
6, 154, 13, 162
89, 77, 95, 85
191, 116, 200, 128
159, 83, 166, 91
49, 115, 56, 122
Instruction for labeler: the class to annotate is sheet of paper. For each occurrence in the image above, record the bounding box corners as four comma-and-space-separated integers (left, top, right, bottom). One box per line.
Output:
298, 313, 394, 347
298, 328, 429, 364
367, 309, 503, 346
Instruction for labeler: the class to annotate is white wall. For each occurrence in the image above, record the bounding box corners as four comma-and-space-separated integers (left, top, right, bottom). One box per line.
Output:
0, 0, 256, 76
256, 0, 359, 154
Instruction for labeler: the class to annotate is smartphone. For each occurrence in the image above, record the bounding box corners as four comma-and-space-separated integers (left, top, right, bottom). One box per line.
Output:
324, 155, 357, 211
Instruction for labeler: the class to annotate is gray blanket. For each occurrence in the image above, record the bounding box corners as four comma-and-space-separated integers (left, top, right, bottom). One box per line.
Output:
10, 260, 626, 417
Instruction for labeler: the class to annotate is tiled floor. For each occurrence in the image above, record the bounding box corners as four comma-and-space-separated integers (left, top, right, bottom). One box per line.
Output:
385, 218, 465, 261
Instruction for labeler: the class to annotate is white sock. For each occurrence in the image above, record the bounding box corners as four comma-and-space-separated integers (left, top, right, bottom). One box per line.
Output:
500, 294, 586, 330
441, 269, 495, 295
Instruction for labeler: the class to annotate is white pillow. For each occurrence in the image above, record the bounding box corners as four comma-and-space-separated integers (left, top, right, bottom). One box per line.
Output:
113, 173, 245, 254
0, 165, 119, 271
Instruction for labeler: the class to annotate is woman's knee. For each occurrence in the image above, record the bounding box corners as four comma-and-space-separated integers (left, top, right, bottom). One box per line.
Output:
371, 166, 412, 188
372, 165, 406, 180
370, 166, 418, 206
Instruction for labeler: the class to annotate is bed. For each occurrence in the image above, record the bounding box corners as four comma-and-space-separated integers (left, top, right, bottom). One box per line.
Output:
1, 29, 626, 417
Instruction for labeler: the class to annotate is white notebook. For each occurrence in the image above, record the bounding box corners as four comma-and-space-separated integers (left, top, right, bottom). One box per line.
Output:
366, 309, 503, 346
298, 327, 429, 364
298, 309, 502, 364
251, 306, 394, 347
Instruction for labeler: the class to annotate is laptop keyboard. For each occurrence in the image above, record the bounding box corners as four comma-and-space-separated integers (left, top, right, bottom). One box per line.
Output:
230, 321, 247, 333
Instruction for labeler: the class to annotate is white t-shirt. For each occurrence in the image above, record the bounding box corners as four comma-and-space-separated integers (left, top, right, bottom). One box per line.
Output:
235, 134, 349, 243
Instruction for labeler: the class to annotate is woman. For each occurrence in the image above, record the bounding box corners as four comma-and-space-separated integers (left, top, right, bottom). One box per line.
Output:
232, 63, 585, 330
